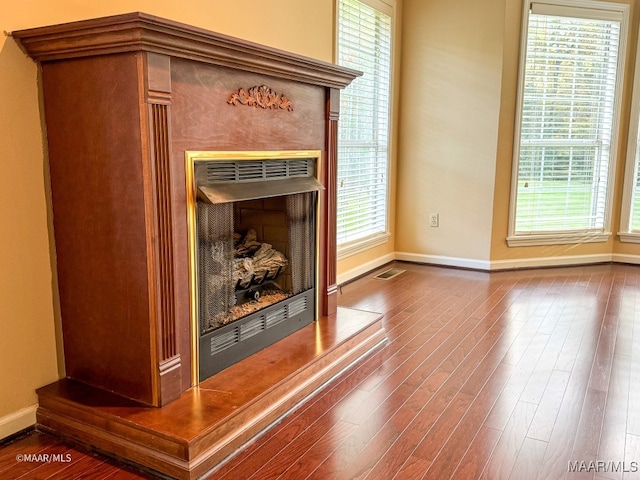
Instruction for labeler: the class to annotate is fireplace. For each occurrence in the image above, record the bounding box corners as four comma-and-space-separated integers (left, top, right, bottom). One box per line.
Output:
12, 10, 358, 406
186, 151, 322, 380
12, 13, 387, 480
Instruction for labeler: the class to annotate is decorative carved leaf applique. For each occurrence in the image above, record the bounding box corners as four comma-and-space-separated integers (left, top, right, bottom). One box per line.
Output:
228, 85, 294, 111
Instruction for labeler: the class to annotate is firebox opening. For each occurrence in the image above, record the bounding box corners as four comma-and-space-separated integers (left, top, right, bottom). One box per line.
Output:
199, 195, 306, 334
186, 151, 322, 383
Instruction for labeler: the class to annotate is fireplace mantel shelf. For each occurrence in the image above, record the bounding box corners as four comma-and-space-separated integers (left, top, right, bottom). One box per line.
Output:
12, 12, 361, 88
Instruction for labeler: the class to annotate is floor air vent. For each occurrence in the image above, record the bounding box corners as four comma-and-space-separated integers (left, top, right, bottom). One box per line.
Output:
373, 268, 406, 280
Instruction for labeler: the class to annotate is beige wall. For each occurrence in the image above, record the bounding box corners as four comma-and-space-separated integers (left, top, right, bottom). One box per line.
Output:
0, 35, 58, 436
0, 0, 334, 438
395, 0, 504, 264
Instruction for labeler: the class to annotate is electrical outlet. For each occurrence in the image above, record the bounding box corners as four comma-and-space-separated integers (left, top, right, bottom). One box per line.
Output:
429, 213, 439, 227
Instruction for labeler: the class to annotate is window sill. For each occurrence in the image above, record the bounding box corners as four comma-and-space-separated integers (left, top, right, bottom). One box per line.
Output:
507, 232, 611, 247
618, 232, 640, 243
337, 232, 391, 260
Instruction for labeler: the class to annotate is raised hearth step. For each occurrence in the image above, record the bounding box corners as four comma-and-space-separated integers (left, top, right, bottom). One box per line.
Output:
36, 307, 386, 479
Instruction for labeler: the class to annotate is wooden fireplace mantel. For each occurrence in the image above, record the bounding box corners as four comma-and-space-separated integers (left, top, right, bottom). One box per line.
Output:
13, 14, 388, 479
13, 12, 361, 408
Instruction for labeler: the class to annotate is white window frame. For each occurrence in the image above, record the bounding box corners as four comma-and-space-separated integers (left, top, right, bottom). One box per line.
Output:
507, 0, 629, 247
335, 0, 395, 259
619, 34, 640, 243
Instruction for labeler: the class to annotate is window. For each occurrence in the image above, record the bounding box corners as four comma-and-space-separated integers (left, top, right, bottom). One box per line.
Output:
508, 0, 628, 247
619, 37, 640, 242
336, 0, 393, 256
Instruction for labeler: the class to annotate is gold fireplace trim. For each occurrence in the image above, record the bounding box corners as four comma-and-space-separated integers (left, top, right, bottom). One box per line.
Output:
185, 150, 323, 385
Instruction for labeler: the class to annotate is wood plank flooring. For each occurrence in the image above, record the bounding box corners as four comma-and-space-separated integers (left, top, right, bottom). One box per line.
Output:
3, 261, 640, 479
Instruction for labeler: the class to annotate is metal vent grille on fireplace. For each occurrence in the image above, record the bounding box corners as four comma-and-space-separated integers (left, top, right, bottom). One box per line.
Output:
198, 158, 323, 205
206, 159, 311, 183
207, 291, 311, 356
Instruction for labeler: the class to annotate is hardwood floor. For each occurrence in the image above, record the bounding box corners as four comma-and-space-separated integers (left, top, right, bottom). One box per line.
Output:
3, 261, 640, 479
0, 429, 155, 479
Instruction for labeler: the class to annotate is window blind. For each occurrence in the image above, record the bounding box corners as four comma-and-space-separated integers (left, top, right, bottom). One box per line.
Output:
336, 0, 392, 247
629, 134, 640, 230
513, 6, 622, 235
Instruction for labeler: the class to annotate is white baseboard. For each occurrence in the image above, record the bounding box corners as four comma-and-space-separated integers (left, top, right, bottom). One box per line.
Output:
0, 405, 37, 441
337, 253, 396, 285
395, 252, 492, 271
612, 253, 640, 265
382, 251, 640, 272
489, 253, 615, 271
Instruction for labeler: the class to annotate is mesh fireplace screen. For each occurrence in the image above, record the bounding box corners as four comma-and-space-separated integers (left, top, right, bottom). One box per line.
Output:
198, 202, 235, 333
287, 192, 315, 294
197, 192, 315, 335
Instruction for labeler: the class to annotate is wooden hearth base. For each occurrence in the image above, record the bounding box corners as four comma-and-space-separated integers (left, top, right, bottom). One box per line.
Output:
35, 307, 385, 479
